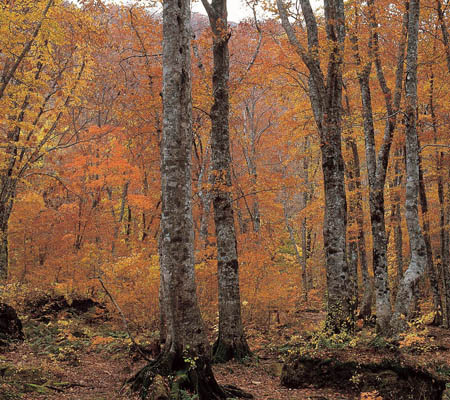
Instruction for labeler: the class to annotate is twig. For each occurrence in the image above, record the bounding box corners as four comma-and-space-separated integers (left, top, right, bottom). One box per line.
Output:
97, 276, 152, 362
420, 143, 450, 152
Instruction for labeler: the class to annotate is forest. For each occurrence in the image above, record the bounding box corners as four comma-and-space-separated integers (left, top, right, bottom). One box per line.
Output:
0, 0, 450, 399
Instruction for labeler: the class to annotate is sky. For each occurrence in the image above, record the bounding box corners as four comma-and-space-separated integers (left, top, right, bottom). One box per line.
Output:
191, 0, 257, 23
191, 0, 321, 23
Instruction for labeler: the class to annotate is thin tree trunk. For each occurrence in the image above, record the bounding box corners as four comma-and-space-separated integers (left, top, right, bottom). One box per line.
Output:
430, 15, 450, 327
343, 85, 372, 318
198, 147, 212, 246
436, 0, 450, 72
392, 0, 427, 331
390, 148, 405, 295
437, 153, 450, 327
348, 138, 371, 319
418, 140, 442, 324
282, 196, 308, 303
201, 0, 251, 362
0, 222, 9, 281
300, 216, 309, 302
344, 137, 360, 308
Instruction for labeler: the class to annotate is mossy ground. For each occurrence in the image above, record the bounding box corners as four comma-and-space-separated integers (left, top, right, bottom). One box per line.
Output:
1, 300, 449, 400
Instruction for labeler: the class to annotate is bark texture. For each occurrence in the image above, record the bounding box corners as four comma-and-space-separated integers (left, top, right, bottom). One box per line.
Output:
392, 0, 427, 331
201, 0, 251, 363
437, 151, 450, 327
132, 0, 227, 397
350, 0, 408, 333
418, 150, 442, 325
277, 0, 353, 332
435, 0, 450, 329
390, 148, 405, 295
343, 90, 371, 319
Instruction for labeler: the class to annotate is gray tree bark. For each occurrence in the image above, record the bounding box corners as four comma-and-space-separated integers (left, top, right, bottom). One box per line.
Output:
350, 0, 408, 333
201, 0, 251, 362
277, 0, 354, 332
438, 167, 450, 327
389, 148, 405, 296
418, 152, 442, 325
343, 90, 372, 319
435, 0, 450, 328
132, 0, 227, 396
392, 0, 427, 332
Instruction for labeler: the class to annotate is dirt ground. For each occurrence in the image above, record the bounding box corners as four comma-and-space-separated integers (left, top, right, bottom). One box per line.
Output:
1, 309, 449, 400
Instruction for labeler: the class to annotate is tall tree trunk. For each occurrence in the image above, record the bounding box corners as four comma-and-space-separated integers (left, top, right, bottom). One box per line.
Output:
418, 146, 443, 325
350, 0, 408, 333
343, 88, 371, 318
277, 0, 353, 333
300, 217, 309, 302
201, 0, 251, 362
197, 147, 212, 246
436, 0, 450, 72
390, 148, 405, 295
433, 5, 450, 327
442, 177, 450, 328
282, 194, 308, 303
131, 0, 227, 397
348, 139, 371, 320
392, 0, 426, 331
437, 154, 450, 327
0, 220, 9, 281
344, 138, 360, 308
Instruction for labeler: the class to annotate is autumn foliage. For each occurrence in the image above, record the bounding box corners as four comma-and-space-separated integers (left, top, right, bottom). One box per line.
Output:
1, 0, 449, 334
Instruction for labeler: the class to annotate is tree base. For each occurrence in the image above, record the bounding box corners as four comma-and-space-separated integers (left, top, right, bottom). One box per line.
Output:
212, 337, 252, 364
128, 351, 253, 400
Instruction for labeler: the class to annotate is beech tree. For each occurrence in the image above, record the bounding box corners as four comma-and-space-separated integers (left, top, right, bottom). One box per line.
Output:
200, 0, 251, 362
130, 0, 250, 397
277, 0, 354, 332
349, 0, 408, 333
392, 0, 427, 331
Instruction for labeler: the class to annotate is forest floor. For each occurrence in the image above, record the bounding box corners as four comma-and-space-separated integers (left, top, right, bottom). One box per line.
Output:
1, 301, 450, 400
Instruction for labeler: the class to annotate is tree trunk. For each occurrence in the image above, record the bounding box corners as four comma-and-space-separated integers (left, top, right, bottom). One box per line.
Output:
282, 196, 308, 303
343, 84, 372, 319
131, 0, 227, 397
201, 0, 251, 363
300, 217, 309, 302
0, 223, 8, 281
277, 0, 354, 333
418, 148, 442, 325
198, 148, 212, 247
347, 139, 371, 320
392, 0, 426, 332
437, 157, 450, 327
0, 187, 16, 281
344, 137, 361, 308
390, 148, 405, 295
435, 0, 450, 329
350, 0, 408, 333
351, 24, 393, 331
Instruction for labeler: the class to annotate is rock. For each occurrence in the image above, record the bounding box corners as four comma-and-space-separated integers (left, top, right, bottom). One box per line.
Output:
0, 303, 24, 344
24, 294, 107, 322
281, 355, 446, 400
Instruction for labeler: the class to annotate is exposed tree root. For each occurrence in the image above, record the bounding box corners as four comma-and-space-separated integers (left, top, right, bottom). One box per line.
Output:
128, 351, 253, 399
